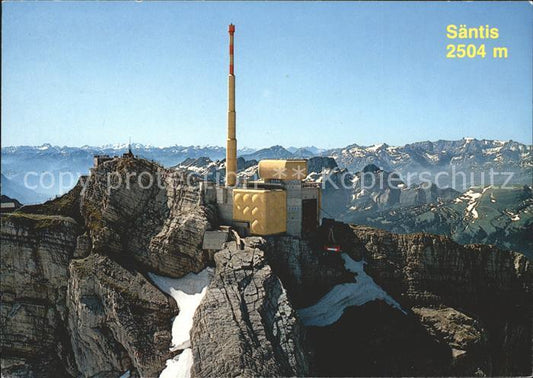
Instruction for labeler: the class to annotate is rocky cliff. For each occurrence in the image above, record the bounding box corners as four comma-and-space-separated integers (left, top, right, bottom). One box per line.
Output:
1, 156, 530, 377
191, 240, 309, 377
67, 253, 176, 377
1, 213, 79, 377
81, 158, 217, 277
1, 157, 218, 376
302, 222, 531, 376
355, 225, 531, 375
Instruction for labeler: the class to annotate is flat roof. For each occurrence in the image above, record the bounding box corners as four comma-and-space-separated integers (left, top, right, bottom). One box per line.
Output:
202, 230, 229, 250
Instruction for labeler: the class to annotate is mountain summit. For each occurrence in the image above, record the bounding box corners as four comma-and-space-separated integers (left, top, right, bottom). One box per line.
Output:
1, 155, 531, 377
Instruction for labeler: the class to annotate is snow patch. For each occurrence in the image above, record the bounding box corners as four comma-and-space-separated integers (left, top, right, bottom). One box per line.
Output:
505, 211, 520, 221
149, 268, 213, 378
468, 205, 479, 219
159, 349, 194, 378
367, 143, 384, 152
148, 269, 213, 351
461, 187, 490, 220
425, 153, 439, 162
297, 254, 405, 327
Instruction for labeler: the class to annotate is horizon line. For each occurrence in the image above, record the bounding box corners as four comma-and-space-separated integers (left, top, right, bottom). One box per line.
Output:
1, 137, 532, 151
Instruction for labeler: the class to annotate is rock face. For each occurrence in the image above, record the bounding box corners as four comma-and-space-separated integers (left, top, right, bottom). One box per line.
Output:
67, 253, 176, 377
81, 158, 216, 277
190, 241, 310, 377
1, 157, 219, 376
303, 222, 531, 376
306, 156, 338, 173
412, 306, 489, 373
352, 225, 531, 376
262, 235, 355, 308
0, 213, 80, 377
350, 225, 531, 308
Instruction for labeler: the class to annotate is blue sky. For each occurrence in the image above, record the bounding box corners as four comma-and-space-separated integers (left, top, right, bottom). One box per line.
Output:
2, 1, 531, 148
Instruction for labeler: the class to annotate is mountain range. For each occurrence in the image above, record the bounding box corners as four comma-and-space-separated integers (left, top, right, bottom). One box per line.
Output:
2, 139, 531, 257
340, 182, 533, 259
1, 138, 531, 204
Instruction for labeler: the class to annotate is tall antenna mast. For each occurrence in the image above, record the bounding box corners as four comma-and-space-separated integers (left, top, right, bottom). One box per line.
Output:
226, 24, 237, 187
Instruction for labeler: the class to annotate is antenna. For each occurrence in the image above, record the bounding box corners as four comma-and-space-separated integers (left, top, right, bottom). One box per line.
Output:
226, 23, 237, 187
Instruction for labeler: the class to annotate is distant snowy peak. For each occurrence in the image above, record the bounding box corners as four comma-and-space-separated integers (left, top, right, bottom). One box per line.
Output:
37, 143, 53, 150
327, 138, 531, 174
4, 143, 237, 154
287, 146, 326, 155
241, 145, 294, 161
237, 147, 258, 155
